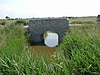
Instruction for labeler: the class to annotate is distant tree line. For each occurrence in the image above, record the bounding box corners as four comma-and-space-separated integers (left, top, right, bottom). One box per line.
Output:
5, 16, 31, 20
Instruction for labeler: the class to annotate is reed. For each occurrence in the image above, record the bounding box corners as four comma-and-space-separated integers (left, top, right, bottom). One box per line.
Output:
0, 22, 100, 75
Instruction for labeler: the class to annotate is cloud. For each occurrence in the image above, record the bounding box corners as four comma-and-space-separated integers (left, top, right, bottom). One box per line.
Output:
0, 0, 100, 18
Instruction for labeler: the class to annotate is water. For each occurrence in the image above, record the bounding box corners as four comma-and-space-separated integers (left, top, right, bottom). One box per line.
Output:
30, 46, 56, 61
30, 31, 58, 60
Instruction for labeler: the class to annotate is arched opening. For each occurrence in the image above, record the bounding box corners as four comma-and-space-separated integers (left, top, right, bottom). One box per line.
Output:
43, 31, 58, 47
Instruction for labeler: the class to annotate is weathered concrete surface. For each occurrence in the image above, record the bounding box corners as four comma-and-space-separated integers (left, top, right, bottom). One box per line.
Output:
29, 18, 69, 43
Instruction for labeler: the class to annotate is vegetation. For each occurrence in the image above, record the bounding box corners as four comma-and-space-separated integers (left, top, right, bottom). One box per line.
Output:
5, 16, 10, 20
15, 20, 28, 26
0, 20, 6, 25
69, 17, 97, 24
0, 19, 29, 26
59, 24, 100, 75
0, 24, 29, 75
0, 18, 100, 75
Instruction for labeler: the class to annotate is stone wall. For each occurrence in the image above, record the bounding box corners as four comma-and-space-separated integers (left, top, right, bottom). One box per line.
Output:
28, 18, 69, 43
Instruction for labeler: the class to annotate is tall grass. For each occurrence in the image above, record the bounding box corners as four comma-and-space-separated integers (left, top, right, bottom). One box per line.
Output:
0, 22, 100, 75
0, 23, 29, 74
59, 24, 100, 75
0, 23, 67, 75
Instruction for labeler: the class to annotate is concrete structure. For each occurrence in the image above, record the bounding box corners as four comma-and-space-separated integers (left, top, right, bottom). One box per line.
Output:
28, 18, 69, 44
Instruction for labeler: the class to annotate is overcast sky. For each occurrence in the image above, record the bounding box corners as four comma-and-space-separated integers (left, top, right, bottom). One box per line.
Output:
0, 0, 100, 19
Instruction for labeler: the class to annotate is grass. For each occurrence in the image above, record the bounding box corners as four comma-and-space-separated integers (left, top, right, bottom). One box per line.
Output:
0, 21, 100, 75
69, 17, 97, 24
59, 23, 100, 75
0, 19, 29, 26
0, 23, 29, 74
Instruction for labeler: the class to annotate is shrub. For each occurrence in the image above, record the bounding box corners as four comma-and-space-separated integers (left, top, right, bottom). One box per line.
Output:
0, 21, 6, 25
15, 20, 28, 26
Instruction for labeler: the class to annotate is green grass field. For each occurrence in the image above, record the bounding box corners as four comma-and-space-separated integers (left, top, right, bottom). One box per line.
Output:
0, 19, 100, 75
69, 17, 97, 24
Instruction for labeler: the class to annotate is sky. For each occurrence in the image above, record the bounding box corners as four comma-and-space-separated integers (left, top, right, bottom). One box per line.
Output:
0, 0, 100, 19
